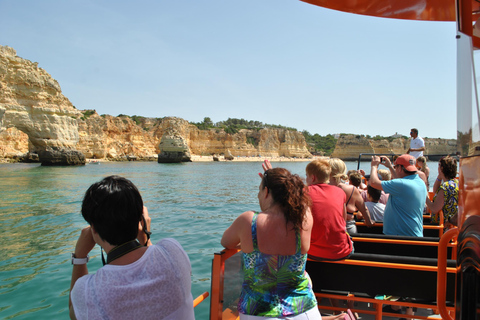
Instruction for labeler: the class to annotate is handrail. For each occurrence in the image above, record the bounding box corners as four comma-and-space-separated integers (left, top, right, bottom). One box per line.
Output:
357, 153, 400, 170
351, 236, 455, 247
194, 291, 210, 308
210, 248, 241, 320
320, 257, 456, 273
437, 227, 459, 320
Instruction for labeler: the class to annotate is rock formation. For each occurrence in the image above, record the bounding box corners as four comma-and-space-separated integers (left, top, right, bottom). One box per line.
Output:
331, 134, 457, 160
0, 45, 85, 165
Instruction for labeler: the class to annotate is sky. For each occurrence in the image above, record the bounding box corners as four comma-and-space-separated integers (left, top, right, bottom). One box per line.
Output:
0, 0, 457, 139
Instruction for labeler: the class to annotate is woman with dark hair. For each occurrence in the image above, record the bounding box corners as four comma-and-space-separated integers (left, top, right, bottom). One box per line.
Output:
221, 161, 323, 319
426, 156, 459, 227
69, 176, 194, 320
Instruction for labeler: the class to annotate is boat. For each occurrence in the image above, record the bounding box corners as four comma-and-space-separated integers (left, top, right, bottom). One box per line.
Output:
204, 0, 480, 319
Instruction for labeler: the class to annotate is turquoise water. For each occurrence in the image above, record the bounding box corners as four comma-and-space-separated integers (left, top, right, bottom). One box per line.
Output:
0, 160, 438, 319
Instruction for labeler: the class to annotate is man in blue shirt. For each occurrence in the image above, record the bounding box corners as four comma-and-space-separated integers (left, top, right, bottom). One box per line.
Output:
369, 154, 427, 237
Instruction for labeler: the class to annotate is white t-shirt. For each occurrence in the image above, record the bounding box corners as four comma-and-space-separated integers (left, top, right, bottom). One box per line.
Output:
410, 136, 425, 158
71, 238, 194, 320
365, 201, 386, 221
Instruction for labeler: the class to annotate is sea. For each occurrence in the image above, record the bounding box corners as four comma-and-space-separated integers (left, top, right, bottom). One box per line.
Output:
0, 160, 440, 320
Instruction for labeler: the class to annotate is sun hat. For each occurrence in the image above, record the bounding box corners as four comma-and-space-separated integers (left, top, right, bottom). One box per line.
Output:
395, 154, 417, 172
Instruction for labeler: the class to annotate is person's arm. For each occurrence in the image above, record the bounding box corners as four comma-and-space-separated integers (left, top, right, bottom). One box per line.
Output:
426, 189, 445, 214
137, 206, 152, 246
69, 227, 96, 319
411, 146, 425, 152
369, 156, 383, 190
221, 211, 252, 249
433, 176, 442, 194
354, 191, 375, 226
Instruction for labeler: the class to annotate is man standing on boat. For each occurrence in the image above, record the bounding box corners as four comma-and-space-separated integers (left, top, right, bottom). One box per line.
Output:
407, 128, 425, 158
369, 155, 427, 237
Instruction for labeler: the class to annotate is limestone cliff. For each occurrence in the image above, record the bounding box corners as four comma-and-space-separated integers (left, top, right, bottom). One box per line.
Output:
75, 115, 311, 161
0, 45, 85, 165
331, 134, 457, 160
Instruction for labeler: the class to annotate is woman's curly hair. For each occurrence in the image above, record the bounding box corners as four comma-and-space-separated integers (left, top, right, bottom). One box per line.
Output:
262, 168, 311, 231
439, 156, 457, 180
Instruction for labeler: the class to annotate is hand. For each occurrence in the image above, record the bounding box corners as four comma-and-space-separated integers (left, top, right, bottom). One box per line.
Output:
137, 206, 152, 246
359, 169, 366, 176
381, 156, 393, 168
371, 156, 381, 167
258, 159, 273, 178
74, 227, 96, 258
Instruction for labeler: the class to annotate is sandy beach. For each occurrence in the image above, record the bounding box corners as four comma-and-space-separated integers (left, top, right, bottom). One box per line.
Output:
190, 155, 318, 162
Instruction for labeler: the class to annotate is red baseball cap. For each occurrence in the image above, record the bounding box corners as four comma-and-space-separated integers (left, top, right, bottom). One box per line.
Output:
395, 154, 417, 172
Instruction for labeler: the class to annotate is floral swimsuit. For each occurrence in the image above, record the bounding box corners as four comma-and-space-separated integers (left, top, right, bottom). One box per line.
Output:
238, 212, 317, 317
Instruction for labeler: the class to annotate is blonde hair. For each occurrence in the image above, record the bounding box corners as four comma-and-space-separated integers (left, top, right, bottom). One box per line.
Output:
378, 169, 391, 181
329, 158, 348, 184
306, 158, 331, 183
416, 156, 427, 173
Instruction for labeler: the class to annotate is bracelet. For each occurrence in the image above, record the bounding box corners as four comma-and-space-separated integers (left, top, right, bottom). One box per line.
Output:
436, 178, 442, 182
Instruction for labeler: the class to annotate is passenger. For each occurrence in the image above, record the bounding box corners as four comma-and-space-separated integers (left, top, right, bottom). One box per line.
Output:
69, 176, 194, 320
407, 128, 425, 158
329, 158, 375, 234
348, 170, 366, 190
221, 163, 322, 319
305, 158, 354, 261
305, 159, 359, 318
425, 156, 459, 228
378, 169, 392, 181
416, 156, 430, 190
369, 155, 427, 237
362, 185, 385, 222
360, 169, 390, 205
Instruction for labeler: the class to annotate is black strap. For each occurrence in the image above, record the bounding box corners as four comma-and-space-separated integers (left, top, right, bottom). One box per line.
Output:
346, 187, 355, 205
105, 240, 143, 265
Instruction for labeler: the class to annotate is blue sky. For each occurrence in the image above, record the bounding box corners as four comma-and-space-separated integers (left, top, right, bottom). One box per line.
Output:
0, 0, 457, 139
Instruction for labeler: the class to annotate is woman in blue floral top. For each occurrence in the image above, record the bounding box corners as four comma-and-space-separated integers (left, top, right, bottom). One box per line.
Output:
426, 156, 458, 228
221, 160, 351, 320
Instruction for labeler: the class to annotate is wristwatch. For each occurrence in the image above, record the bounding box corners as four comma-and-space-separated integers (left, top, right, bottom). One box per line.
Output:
71, 253, 89, 265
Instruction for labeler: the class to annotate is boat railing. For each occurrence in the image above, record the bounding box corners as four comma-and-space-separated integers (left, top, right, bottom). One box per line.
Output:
356, 153, 459, 170
210, 248, 241, 320
209, 230, 458, 320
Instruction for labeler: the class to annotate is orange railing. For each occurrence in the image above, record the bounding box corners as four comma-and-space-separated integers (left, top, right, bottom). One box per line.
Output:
209, 233, 458, 320
194, 291, 210, 308
437, 227, 459, 320
210, 248, 241, 320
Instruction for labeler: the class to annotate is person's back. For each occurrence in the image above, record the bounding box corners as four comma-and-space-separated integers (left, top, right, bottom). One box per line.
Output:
221, 164, 320, 319
239, 211, 315, 316
69, 176, 194, 320
71, 238, 194, 320
309, 183, 352, 259
382, 172, 427, 236
365, 185, 385, 221
369, 155, 427, 237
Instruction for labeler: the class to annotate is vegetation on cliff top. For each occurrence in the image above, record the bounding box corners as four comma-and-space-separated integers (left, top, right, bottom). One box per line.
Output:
302, 131, 337, 156
191, 117, 297, 134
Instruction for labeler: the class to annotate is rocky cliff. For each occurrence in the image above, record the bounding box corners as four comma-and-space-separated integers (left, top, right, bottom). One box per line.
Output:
0, 45, 85, 165
75, 114, 311, 161
331, 134, 457, 160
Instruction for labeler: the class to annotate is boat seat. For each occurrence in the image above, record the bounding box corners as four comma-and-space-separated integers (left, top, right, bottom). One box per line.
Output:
306, 252, 456, 304
350, 234, 454, 259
